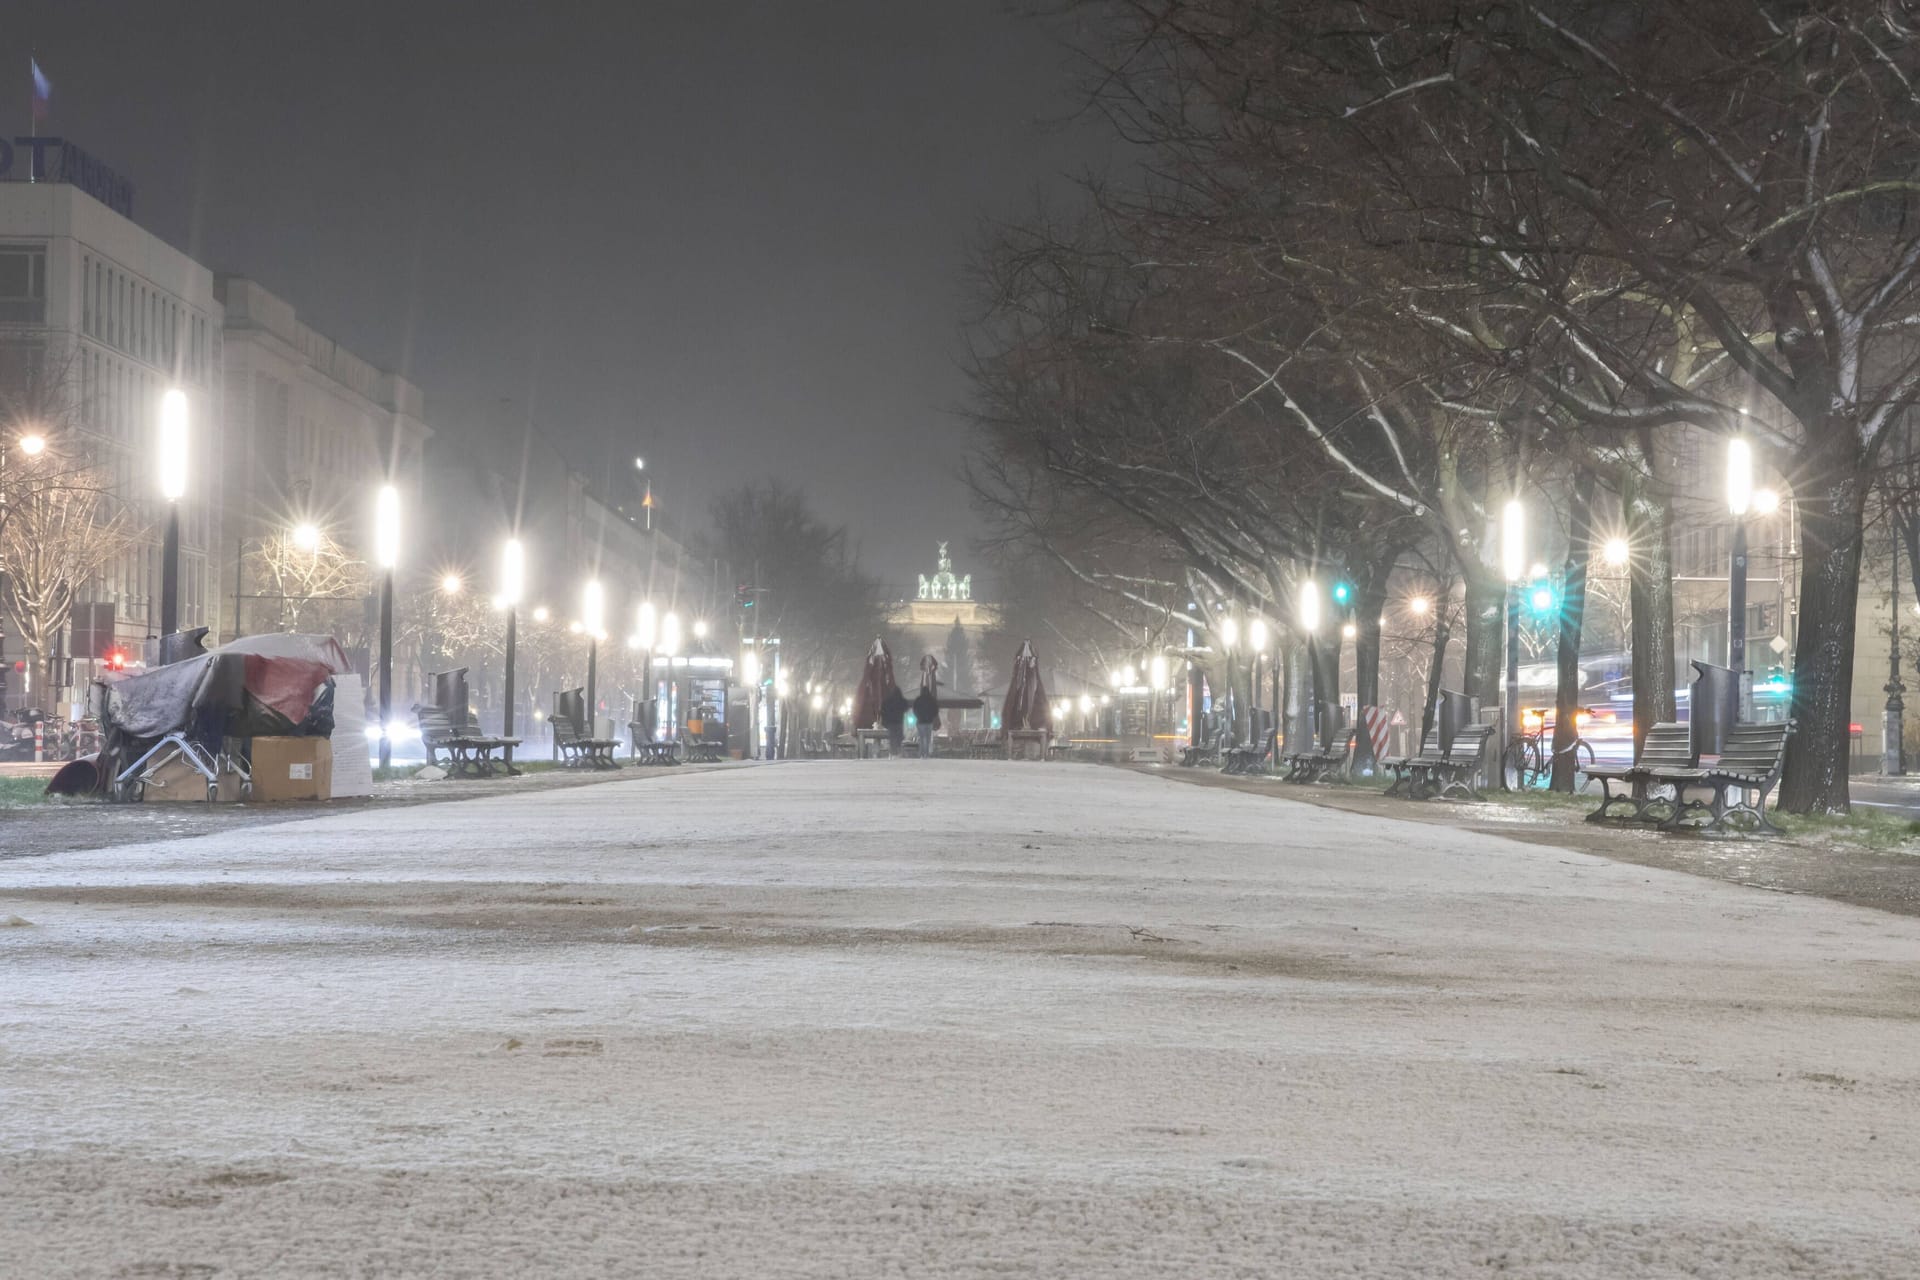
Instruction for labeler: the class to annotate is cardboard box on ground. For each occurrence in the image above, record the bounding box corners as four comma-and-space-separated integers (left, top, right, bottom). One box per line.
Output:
250, 737, 333, 802
142, 751, 244, 803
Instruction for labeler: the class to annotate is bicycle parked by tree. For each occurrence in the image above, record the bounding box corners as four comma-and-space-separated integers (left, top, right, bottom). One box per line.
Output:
1501, 707, 1598, 792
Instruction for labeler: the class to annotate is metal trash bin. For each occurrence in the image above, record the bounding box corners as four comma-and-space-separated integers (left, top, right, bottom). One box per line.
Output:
1690, 660, 1741, 758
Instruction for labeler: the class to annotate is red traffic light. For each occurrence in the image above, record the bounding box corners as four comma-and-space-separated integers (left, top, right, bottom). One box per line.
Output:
103, 648, 129, 671
10, 661, 22, 673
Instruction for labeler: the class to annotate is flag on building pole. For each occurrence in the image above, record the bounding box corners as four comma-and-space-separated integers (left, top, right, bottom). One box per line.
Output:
30, 58, 51, 126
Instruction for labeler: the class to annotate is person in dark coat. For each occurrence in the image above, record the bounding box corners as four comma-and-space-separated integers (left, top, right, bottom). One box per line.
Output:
911, 685, 941, 759
880, 683, 910, 755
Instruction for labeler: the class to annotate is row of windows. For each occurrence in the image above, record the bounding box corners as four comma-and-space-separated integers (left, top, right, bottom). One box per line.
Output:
80, 252, 212, 383
0, 244, 47, 323
88, 546, 210, 636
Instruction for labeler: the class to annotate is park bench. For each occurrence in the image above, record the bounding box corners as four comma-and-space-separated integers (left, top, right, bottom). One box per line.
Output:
550, 690, 620, 768
1225, 729, 1278, 776
1584, 722, 1693, 824
1381, 727, 1443, 798
1644, 719, 1794, 836
1425, 723, 1495, 799
1383, 722, 1493, 801
413, 704, 519, 779
684, 739, 728, 764
1282, 730, 1347, 783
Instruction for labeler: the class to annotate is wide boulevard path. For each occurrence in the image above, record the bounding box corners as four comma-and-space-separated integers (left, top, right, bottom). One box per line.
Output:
4, 762, 1918, 1277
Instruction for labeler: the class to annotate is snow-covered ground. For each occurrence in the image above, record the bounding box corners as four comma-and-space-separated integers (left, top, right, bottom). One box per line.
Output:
3, 761, 1918, 1278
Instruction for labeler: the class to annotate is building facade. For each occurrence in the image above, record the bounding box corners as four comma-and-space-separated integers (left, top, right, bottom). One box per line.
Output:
215, 275, 430, 641
0, 179, 222, 706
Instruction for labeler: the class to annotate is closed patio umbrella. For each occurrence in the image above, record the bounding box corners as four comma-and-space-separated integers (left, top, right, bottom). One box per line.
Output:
999, 639, 1051, 733
851, 637, 897, 730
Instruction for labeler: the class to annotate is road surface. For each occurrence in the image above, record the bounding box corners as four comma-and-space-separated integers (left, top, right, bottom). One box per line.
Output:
3, 761, 1918, 1277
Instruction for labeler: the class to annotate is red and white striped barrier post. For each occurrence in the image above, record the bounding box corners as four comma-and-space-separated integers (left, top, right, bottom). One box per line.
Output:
1359, 707, 1390, 774
33, 719, 44, 764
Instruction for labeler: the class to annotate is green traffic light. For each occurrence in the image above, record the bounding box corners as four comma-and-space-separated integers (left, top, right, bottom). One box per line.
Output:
1332, 582, 1351, 604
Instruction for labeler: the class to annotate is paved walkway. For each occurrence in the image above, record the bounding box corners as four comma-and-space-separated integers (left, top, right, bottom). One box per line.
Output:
3, 761, 1918, 1277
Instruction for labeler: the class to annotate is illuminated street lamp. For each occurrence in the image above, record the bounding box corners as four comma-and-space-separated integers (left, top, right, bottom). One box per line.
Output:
375, 483, 400, 771
157, 389, 189, 636
1726, 438, 1752, 690
499, 538, 525, 767
18, 432, 46, 457
1602, 537, 1630, 568
291, 522, 321, 553
1501, 499, 1527, 767
583, 580, 605, 738
1408, 595, 1431, 616
441, 573, 463, 595
634, 600, 659, 741
1299, 580, 1322, 750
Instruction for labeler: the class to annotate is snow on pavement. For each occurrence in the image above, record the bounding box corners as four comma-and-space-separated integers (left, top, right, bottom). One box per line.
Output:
2, 760, 1918, 1277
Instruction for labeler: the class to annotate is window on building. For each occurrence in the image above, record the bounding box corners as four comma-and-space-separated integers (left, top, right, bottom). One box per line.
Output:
0, 244, 48, 324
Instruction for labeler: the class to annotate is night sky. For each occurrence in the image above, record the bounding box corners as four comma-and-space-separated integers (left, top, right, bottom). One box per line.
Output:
8, 1, 1110, 589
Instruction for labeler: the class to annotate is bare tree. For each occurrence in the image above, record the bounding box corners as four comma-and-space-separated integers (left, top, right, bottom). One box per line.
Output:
0, 463, 134, 704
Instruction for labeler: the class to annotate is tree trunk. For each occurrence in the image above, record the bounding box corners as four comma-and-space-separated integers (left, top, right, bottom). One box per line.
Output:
1551, 470, 1598, 792
1352, 566, 1386, 710
1780, 457, 1870, 814
1462, 568, 1504, 709
1624, 470, 1677, 756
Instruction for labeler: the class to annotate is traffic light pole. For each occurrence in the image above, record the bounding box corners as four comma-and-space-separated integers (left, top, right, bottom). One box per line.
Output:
1503, 586, 1521, 793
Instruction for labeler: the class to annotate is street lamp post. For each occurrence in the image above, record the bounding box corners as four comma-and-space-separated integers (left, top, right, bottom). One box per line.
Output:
1888, 526, 1906, 776
500, 539, 524, 767
659, 611, 681, 739
1502, 499, 1526, 788
583, 580, 605, 740
1298, 580, 1320, 750
375, 484, 400, 772
1727, 439, 1752, 715
635, 600, 658, 741
158, 389, 189, 636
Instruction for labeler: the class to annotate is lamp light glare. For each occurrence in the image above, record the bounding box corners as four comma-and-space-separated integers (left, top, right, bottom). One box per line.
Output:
1726, 438, 1753, 516
660, 611, 682, 658
1219, 616, 1240, 650
18, 433, 46, 457
1753, 487, 1780, 516
693, 619, 709, 639
742, 652, 760, 684
1250, 618, 1269, 653
1341, 621, 1357, 640
500, 538, 525, 606
1602, 537, 1630, 568
1299, 580, 1321, 634
291, 523, 321, 552
1149, 654, 1169, 691
441, 573, 463, 595
374, 484, 400, 569
1408, 595, 1431, 616
532, 606, 550, 623
636, 600, 658, 650
582, 581, 605, 635
1501, 499, 1526, 583
157, 389, 190, 502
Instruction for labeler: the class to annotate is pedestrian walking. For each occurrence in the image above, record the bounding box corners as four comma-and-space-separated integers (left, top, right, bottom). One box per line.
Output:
912, 684, 940, 759
881, 683, 910, 755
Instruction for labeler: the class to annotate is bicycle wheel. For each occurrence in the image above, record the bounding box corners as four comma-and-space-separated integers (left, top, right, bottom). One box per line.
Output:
1500, 738, 1529, 790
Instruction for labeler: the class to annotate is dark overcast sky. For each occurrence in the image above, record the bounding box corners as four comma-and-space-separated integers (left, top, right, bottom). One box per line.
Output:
10, 0, 1110, 590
